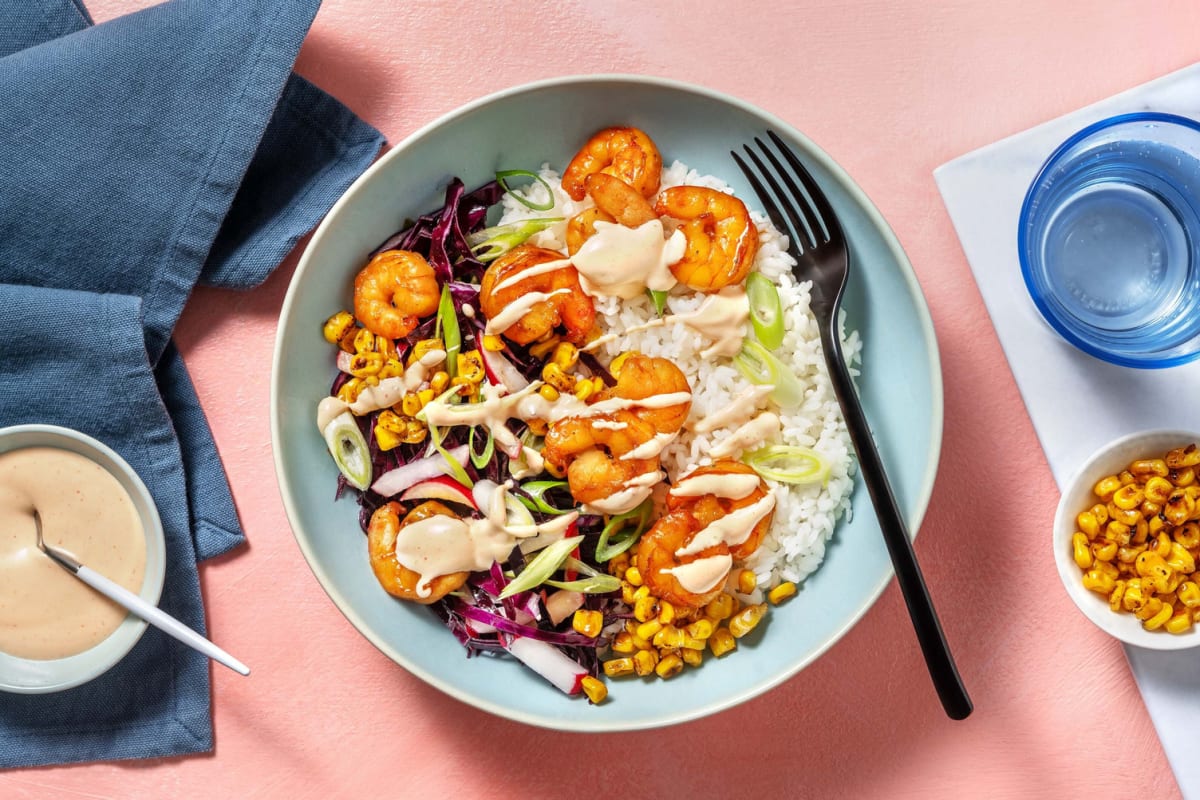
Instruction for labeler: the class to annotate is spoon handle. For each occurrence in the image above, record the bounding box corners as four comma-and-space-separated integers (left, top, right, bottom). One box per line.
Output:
73, 566, 250, 677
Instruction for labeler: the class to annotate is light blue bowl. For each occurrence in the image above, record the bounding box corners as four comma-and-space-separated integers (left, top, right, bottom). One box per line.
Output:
271, 75, 943, 730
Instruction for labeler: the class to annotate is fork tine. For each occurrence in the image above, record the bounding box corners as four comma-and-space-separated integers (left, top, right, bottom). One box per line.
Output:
750, 137, 824, 250
767, 130, 842, 242
729, 150, 796, 247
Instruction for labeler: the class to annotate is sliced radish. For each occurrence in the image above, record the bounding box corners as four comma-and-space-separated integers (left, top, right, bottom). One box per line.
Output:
505, 637, 587, 695
336, 350, 354, 373
545, 590, 585, 626
371, 444, 471, 497
399, 476, 477, 508
480, 347, 529, 393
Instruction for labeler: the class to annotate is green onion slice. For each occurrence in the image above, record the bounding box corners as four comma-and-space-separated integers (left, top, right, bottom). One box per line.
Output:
322, 412, 372, 491
468, 218, 563, 263
744, 444, 830, 485
427, 419, 473, 488
515, 479, 572, 516
544, 574, 622, 594
468, 426, 495, 470
499, 535, 583, 598
594, 500, 653, 562
437, 284, 461, 380
647, 288, 669, 317
746, 272, 785, 349
496, 169, 556, 212
733, 340, 803, 408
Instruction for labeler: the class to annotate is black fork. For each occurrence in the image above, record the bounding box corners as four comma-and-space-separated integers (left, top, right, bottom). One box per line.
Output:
733, 132, 972, 720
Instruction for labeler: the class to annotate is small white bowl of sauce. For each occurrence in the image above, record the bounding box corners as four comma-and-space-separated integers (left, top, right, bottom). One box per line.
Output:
0, 425, 167, 693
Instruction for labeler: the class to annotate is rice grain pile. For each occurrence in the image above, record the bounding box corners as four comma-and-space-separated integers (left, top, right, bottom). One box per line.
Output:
499, 161, 860, 587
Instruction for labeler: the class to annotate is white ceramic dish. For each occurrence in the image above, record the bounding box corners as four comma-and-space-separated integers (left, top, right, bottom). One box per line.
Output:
0, 424, 168, 693
1053, 428, 1200, 650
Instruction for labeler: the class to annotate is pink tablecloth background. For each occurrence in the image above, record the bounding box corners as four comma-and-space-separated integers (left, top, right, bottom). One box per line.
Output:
4, 1, 1196, 797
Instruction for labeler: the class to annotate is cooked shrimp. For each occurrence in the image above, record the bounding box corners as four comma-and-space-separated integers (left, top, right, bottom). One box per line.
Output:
561, 127, 662, 201
667, 460, 773, 560
367, 500, 469, 604
479, 244, 596, 345
654, 186, 759, 292
565, 174, 659, 256
542, 411, 658, 504
353, 249, 440, 339
637, 509, 729, 608
597, 353, 692, 434
566, 207, 614, 257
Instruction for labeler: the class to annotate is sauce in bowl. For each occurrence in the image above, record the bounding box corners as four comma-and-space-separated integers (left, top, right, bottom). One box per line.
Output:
0, 447, 147, 660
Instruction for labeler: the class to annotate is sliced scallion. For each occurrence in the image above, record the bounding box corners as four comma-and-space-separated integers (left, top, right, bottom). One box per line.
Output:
499, 535, 583, 599
322, 412, 372, 491
733, 340, 803, 408
544, 574, 622, 594
744, 444, 830, 485
647, 288, 669, 317
516, 479, 572, 516
746, 272, 785, 348
496, 169, 556, 212
594, 500, 652, 562
468, 218, 563, 262
437, 284, 460, 380
427, 419, 473, 488
468, 426, 495, 470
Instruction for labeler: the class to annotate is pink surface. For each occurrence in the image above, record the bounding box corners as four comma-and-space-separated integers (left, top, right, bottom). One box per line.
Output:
4, 1, 1197, 797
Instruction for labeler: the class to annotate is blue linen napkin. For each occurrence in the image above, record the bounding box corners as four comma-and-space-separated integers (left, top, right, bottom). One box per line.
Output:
0, 0, 384, 768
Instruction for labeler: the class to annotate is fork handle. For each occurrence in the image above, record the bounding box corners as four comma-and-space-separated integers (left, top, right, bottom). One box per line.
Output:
821, 324, 972, 720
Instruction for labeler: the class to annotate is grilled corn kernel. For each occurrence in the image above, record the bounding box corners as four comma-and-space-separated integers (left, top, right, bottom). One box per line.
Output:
1166, 609, 1195, 634
681, 647, 704, 667
657, 600, 676, 625
652, 625, 685, 649
767, 581, 797, 605
482, 334, 505, 352
705, 593, 735, 621
379, 358, 405, 379
736, 569, 757, 595
1091, 503, 1110, 525
374, 426, 404, 452
400, 392, 421, 417
538, 384, 560, 402
1133, 518, 1149, 544
323, 311, 356, 346
457, 350, 485, 383
580, 676, 607, 704
635, 619, 663, 641
1094, 558, 1119, 579
603, 658, 635, 677
1109, 505, 1141, 526
1113, 484, 1145, 510
1153, 531, 1173, 558
552, 342, 580, 370
1141, 500, 1162, 519
541, 363, 575, 392
1135, 597, 1165, 622
401, 419, 427, 443
574, 379, 596, 401
353, 328, 377, 354
1109, 580, 1127, 613
527, 418, 548, 437
1072, 532, 1093, 569
591, 376, 604, 392
417, 388, 435, 407
632, 585, 650, 602
1143, 476, 1174, 504
1132, 458, 1170, 478
406, 338, 441, 365
1174, 466, 1197, 487
609, 351, 635, 376
430, 370, 450, 394
633, 595, 659, 623
1083, 569, 1117, 596
572, 610, 604, 638
611, 631, 636, 654
654, 654, 683, 679
1168, 444, 1200, 468
728, 603, 767, 638
1178, 581, 1200, 609
1077, 510, 1100, 538
1175, 522, 1200, 549
376, 409, 406, 433
708, 628, 737, 657
685, 619, 714, 641
1106, 521, 1132, 545
1094, 475, 1122, 500
624, 566, 643, 587
1168, 542, 1197, 574
1135, 550, 1168, 579
336, 377, 364, 403
1143, 601, 1175, 631
348, 351, 384, 378
633, 649, 659, 676
620, 583, 637, 604
1165, 492, 1193, 526
1092, 539, 1118, 563
1121, 578, 1148, 610
529, 334, 561, 360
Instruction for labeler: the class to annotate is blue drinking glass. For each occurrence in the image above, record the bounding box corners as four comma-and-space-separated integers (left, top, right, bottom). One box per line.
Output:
1019, 112, 1200, 368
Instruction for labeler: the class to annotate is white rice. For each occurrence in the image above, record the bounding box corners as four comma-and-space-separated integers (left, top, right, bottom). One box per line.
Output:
498, 162, 859, 587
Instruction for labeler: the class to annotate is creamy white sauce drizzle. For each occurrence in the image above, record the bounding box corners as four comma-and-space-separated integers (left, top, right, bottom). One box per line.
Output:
619, 432, 677, 461
393, 482, 578, 597
691, 384, 775, 434
317, 396, 350, 432
492, 258, 573, 294
669, 287, 749, 359
674, 491, 777, 557
709, 411, 782, 459
669, 472, 761, 500
663, 554, 733, 595
580, 470, 663, 516
484, 288, 570, 335
572, 220, 686, 298
591, 419, 628, 431
404, 349, 448, 391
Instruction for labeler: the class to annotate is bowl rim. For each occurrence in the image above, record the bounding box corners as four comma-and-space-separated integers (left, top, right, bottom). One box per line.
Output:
271, 73, 945, 730
0, 423, 168, 692
1052, 427, 1200, 650
1017, 111, 1200, 370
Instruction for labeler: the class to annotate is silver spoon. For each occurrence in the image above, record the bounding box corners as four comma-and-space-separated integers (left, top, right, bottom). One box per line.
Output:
32, 508, 249, 676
